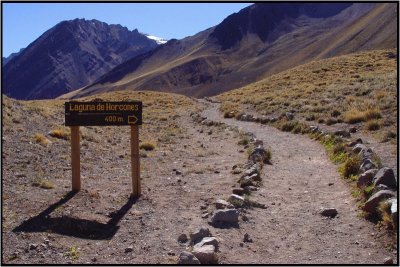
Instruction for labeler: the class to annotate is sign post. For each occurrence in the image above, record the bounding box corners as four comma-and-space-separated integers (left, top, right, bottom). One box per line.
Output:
71, 126, 81, 192
65, 101, 143, 197
131, 125, 140, 197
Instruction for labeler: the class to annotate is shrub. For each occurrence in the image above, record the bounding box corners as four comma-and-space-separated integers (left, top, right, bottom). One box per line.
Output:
326, 118, 337, 125
363, 184, 375, 199
382, 130, 396, 142
339, 155, 362, 178
139, 142, 156, 151
280, 121, 298, 132
223, 111, 236, 118
365, 120, 380, 131
378, 201, 394, 230
265, 148, 272, 163
305, 114, 316, 121
331, 110, 341, 117
238, 136, 250, 146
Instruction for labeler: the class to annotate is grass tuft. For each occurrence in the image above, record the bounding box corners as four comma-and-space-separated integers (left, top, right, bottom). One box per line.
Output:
139, 142, 156, 151
34, 133, 51, 145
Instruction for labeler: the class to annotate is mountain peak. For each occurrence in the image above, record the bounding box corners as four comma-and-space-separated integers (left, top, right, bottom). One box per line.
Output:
3, 19, 159, 99
210, 3, 353, 50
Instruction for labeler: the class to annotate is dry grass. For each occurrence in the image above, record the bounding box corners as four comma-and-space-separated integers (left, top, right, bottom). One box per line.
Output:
344, 107, 382, 124
34, 133, 51, 145
49, 127, 70, 140
217, 49, 397, 144
32, 178, 54, 189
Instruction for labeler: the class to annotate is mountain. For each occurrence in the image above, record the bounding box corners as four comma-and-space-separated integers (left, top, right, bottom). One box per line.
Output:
2, 48, 25, 66
65, 3, 396, 99
3, 19, 158, 100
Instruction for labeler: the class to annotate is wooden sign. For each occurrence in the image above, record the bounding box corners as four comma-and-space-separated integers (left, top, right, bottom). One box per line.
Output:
64, 101, 142, 198
65, 101, 142, 126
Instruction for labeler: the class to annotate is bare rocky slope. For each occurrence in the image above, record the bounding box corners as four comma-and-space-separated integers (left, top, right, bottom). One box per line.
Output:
65, 3, 397, 99
3, 19, 158, 100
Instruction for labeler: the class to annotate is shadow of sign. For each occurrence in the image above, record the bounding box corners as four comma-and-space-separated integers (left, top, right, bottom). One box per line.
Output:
13, 191, 137, 240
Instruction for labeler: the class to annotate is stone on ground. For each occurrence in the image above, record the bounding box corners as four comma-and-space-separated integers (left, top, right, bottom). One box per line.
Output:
364, 190, 396, 214
189, 227, 211, 244
373, 167, 397, 189
210, 209, 239, 225
193, 237, 219, 251
177, 251, 200, 265
192, 245, 218, 264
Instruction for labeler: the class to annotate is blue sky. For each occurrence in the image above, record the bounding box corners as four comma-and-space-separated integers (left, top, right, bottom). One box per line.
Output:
2, 3, 251, 57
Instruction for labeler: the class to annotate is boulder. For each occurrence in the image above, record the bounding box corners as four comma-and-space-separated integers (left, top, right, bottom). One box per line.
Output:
193, 237, 219, 251
232, 188, 245, 196
359, 147, 374, 160
214, 199, 234, 210
347, 138, 363, 147
260, 116, 270, 124
177, 234, 188, 243
242, 165, 260, 177
364, 190, 396, 214
373, 167, 397, 189
252, 139, 264, 147
383, 257, 393, 265
243, 186, 258, 193
243, 233, 253, 243
359, 159, 376, 174
249, 147, 269, 163
285, 112, 294, 120
372, 184, 389, 195
177, 251, 200, 265
388, 198, 398, 227
239, 173, 260, 187
240, 114, 254, 122
320, 208, 338, 218
334, 130, 350, 138
352, 144, 367, 154
189, 227, 211, 244
310, 126, 319, 133
210, 209, 239, 225
357, 169, 378, 188
192, 245, 217, 264
348, 127, 357, 133
227, 194, 245, 207
124, 246, 133, 253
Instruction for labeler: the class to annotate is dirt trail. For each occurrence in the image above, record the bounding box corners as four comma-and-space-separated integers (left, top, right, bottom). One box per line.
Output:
201, 100, 397, 264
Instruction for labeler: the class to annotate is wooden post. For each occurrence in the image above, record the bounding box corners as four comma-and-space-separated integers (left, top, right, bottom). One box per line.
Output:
131, 125, 141, 197
71, 126, 81, 192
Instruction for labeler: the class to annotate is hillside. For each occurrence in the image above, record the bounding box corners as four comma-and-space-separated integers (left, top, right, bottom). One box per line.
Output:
2, 86, 397, 264
3, 19, 158, 100
65, 3, 397, 99
216, 49, 397, 172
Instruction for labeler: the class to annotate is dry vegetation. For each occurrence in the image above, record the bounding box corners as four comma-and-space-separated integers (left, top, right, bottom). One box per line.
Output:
217, 49, 397, 144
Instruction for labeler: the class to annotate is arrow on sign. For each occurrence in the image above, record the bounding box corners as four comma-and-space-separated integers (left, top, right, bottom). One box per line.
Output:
128, 115, 138, 124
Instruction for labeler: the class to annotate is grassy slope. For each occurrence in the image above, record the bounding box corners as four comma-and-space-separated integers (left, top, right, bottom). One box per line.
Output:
3, 90, 198, 154
216, 49, 397, 143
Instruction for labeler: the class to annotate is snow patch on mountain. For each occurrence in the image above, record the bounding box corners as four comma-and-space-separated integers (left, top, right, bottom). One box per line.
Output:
145, 34, 168, 45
